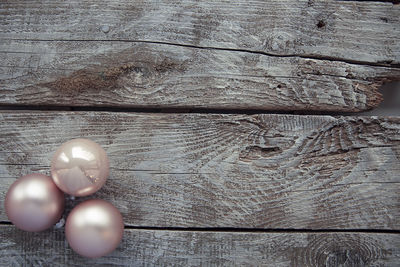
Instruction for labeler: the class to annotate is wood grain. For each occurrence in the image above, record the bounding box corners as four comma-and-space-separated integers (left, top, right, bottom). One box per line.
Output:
1, 40, 399, 111
0, 225, 399, 267
1, 0, 399, 64
1, 0, 400, 111
0, 111, 399, 229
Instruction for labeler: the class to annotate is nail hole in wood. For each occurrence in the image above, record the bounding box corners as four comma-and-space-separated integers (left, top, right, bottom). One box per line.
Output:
380, 17, 388, 23
317, 20, 326, 28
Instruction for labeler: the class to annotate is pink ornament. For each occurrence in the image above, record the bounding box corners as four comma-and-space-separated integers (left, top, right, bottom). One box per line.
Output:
51, 138, 109, 197
5, 173, 65, 232
65, 199, 124, 258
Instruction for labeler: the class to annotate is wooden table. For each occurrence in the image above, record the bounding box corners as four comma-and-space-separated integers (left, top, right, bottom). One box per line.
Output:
1, 1, 399, 266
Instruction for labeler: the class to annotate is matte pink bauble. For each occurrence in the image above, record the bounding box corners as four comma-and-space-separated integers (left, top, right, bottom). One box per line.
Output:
5, 173, 65, 232
66, 199, 124, 258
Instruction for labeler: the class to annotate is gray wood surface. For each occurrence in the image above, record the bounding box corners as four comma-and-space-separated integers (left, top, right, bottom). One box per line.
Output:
1, 111, 399, 229
1, 225, 399, 267
1, 1, 400, 265
1, 40, 399, 111
1, 0, 400, 111
1, 0, 399, 64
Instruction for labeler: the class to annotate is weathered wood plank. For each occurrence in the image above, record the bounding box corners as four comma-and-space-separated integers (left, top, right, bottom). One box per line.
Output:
1, 40, 399, 111
1, 0, 399, 64
0, 112, 399, 229
1, 0, 399, 111
0, 225, 399, 266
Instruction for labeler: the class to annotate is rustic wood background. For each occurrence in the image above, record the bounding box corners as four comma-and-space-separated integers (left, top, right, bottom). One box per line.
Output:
0, 0, 399, 266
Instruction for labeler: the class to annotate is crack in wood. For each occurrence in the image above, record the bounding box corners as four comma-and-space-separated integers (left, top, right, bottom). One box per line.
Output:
338, 0, 399, 4
6, 38, 400, 69
2, 36, 399, 112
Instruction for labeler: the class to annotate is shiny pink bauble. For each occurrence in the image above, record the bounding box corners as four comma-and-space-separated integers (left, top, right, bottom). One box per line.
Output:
51, 138, 109, 197
65, 199, 124, 258
5, 173, 65, 232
